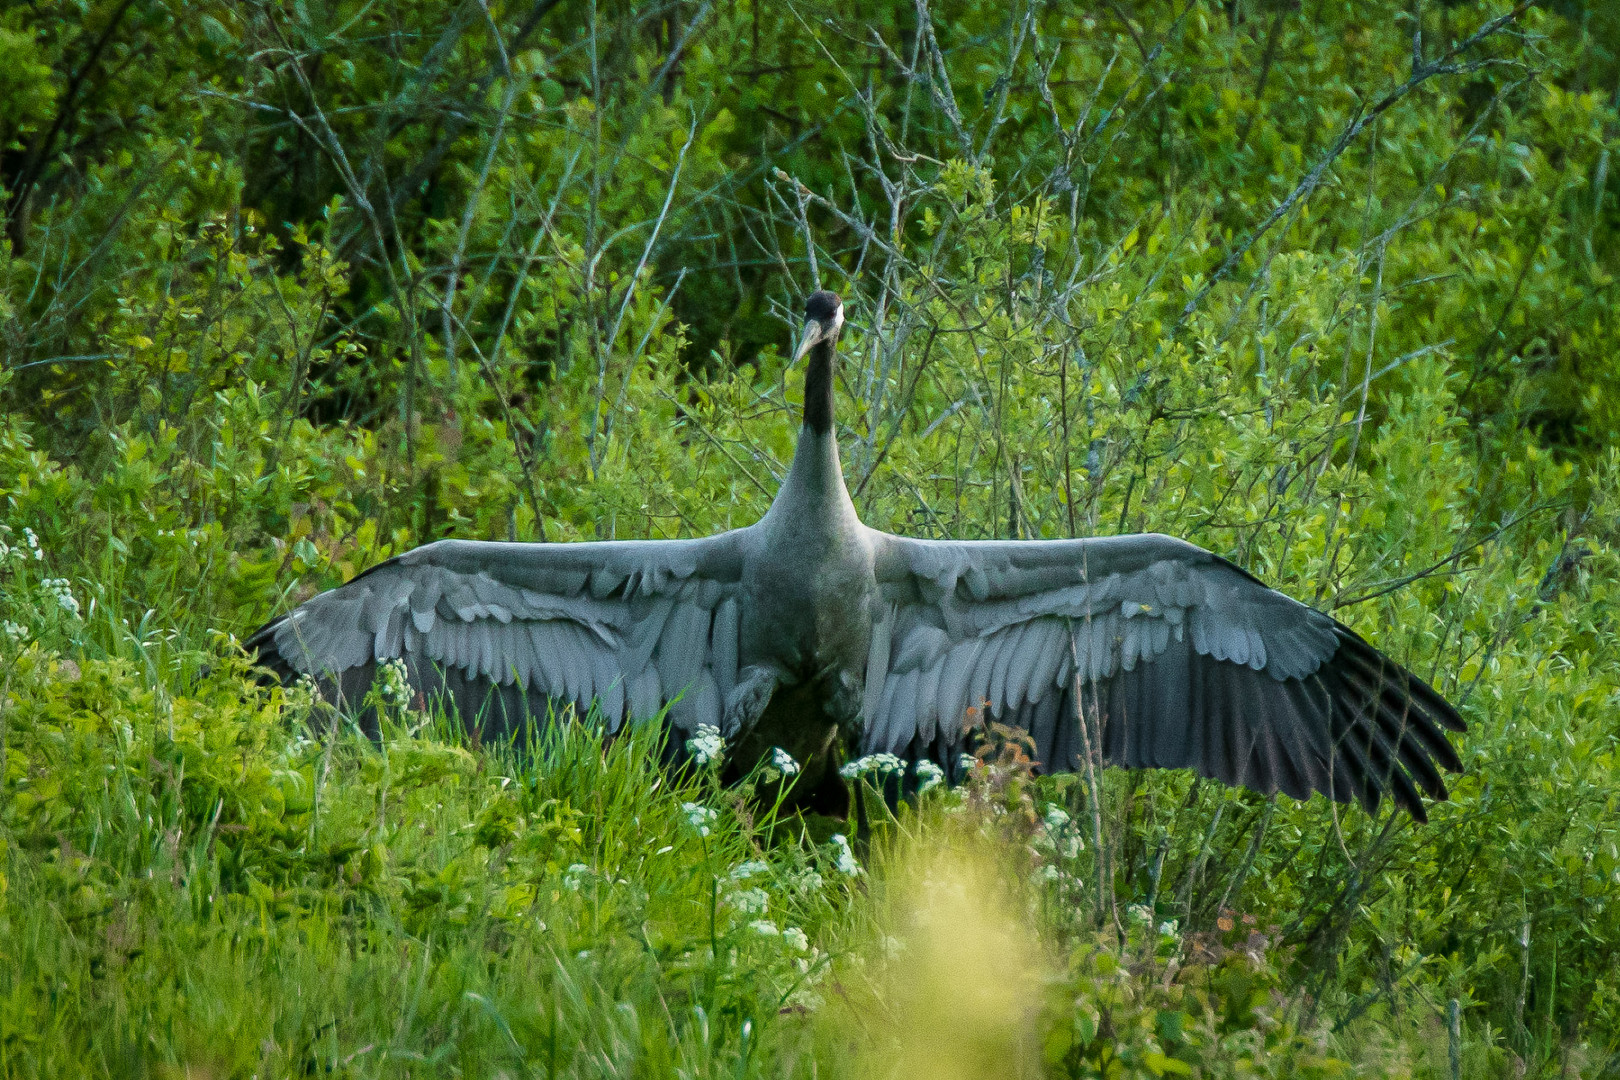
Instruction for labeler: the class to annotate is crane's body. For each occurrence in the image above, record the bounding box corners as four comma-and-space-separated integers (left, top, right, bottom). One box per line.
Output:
250, 291, 1466, 821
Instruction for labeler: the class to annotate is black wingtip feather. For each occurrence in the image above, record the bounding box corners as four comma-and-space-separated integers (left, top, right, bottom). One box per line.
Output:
1321, 662, 1434, 820
1335, 629, 1467, 733
1331, 639, 1465, 775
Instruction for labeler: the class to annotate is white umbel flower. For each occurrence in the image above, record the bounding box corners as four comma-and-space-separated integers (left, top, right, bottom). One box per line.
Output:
728, 859, 769, 881
686, 723, 724, 766
829, 833, 863, 876
378, 657, 413, 710
915, 759, 945, 793
762, 746, 800, 781
1039, 803, 1083, 858
781, 926, 809, 952
681, 802, 718, 837
838, 752, 905, 779
729, 887, 769, 915
42, 578, 79, 618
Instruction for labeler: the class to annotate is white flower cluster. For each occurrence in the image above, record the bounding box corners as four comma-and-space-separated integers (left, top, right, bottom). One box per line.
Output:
728, 887, 769, 915
1039, 804, 1083, 859
2, 620, 24, 643
299, 672, 324, 703
42, 578, 80, 618
1123, 905, 1179, 940
742, 917, 812, 951
915, 759, 945, 793
281, 672, 324, 713
829, 833, 863, 876
744, 920, 812, 951
0, 527, 44, 563
761, 746, 800, 781
686, 723, 724, 767
681, 801, 717, 837
729, 859, 769, 881
839, 752, 905, 779
957, 753, 979, 773
377, 657, 414, 710
563, 863, 593, 891
786, 866, 824, 894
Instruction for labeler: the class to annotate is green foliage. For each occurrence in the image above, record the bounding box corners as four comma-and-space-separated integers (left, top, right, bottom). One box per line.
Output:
4, 0, 1620, 1074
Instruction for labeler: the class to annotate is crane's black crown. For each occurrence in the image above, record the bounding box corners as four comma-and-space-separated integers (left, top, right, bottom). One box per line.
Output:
804, 291, 842, 323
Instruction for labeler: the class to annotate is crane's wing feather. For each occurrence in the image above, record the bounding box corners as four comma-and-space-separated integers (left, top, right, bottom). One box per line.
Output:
247, 533, 749, 738
867, 532, 1464, 820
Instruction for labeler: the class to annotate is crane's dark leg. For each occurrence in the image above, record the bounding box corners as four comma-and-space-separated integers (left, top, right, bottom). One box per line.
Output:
723, 664, 781, 737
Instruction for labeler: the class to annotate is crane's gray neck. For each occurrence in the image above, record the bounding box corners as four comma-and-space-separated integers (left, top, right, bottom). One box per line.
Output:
769, 337, 855, 526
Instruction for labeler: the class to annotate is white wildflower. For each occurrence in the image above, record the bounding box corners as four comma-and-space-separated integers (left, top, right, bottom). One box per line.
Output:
729, 859, 770, 881
378, 657, 413, 710
729, 887, 769, 915
42, 578, 79, 617
23, 527, 43, 560
686, 723, 724, 767
681, 801, 717, 837
563, 863, 592, 891
838, 752, 905, 779
958, 753, 979, 773
1039, 804, 1083, 858
782, 926, 809, 952
762, 746, 800, 781
1036, 864, 1061, 883
915, 759, 945, 793
283, 672, 323, 712
1158, 919, 1180, 939
788, 867, 824, 894
829, 833, 863, 876
1127, 904, 1153, 924
749, 919, 780, 937
2, 620, 24, 642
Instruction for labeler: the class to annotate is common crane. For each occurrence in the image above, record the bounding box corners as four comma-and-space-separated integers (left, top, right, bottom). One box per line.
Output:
250, 291, 1464, 819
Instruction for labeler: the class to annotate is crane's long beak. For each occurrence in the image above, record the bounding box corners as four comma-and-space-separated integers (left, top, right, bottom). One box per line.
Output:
793, 321, 822, 364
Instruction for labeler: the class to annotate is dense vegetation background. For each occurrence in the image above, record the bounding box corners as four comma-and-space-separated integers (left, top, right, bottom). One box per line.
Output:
2, 0, 1619, 1074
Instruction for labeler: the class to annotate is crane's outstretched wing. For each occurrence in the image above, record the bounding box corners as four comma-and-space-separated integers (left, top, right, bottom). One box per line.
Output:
247, 532, 750, 738
865, 532, 1464, 820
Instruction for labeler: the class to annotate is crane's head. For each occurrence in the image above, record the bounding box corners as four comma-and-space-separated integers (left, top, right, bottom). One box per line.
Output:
794, 291, 844, 362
